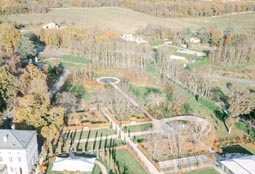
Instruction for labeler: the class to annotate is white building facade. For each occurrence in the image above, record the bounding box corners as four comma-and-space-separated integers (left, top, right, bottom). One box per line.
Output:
42, 22, 60, 29
0, 129, 38, 174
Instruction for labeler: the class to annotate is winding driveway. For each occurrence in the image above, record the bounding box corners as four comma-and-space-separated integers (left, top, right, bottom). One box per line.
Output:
49, 69, 71, 99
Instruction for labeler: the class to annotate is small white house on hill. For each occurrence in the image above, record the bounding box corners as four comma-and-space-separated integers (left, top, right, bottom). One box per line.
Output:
190, 37, 201, 44
120, 34, 148, 44
42, 22, 60, 29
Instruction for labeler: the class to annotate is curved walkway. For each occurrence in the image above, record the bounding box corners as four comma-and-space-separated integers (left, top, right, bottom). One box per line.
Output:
162, 116, 212, 136
95, 160, 107, 174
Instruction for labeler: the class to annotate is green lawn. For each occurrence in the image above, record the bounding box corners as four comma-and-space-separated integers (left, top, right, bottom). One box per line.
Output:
66, 128, 116, 141
184, 168, 219, 174
123, 123, 153, 133
115, 149, 147, 174
130, 85, 164, 99
61, 55, 91, 64
92, 164, 102, 174
44, 57, 85, 71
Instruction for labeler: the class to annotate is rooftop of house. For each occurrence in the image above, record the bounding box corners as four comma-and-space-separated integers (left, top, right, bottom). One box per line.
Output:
190, 37, 201, 40
42, 21, 58, 26
220, 155, 255, 174
0, 129, 36, 150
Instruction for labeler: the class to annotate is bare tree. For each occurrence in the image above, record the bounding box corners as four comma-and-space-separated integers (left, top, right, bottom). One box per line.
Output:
146, 133, 164, 160
146, 92, 165, 108
55, 92, 78, 113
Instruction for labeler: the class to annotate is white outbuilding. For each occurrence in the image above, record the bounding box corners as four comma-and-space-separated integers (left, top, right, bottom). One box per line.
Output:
52, 157, 96, 172
220, 155, 255, 174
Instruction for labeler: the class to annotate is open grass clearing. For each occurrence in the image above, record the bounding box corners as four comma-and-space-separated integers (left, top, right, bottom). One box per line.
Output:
61, 55, 91, 64
122, 123, 153, 133
6, 7, 255, 33
130, 85, 165, 99
44, 57, 87, 71
65, 128, 115, 141
184, 167, 219, 174
115, 149, 147, 174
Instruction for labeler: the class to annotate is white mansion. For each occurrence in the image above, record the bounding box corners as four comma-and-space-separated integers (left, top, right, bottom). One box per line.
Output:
0, 129, 38, 174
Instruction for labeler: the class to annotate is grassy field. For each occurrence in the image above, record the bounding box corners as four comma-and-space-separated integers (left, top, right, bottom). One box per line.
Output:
6, 7, 255, 33
184, 168, 219, 174
61, 55, 91, 64
115, 149, 147, 174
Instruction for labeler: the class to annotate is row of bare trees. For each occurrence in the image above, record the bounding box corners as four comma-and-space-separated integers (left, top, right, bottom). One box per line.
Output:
2, 0, 255, 16
210, 32, 255, 67
37, 27, 153, 70
60, 0, 255, 17
156, 47, 211, 98
146, 120, 206, 162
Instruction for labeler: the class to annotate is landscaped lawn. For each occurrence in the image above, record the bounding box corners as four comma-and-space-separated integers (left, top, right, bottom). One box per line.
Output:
123, 123, 153, 133
184, 167, 219, 174
115, 149, 147, 174
65, 128, 116, 141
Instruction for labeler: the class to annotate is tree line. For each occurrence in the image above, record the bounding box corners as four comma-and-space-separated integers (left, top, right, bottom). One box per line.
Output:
1, 0, 255, 17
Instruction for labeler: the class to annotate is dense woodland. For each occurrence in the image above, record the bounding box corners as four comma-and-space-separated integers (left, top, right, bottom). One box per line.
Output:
1, 0, 255, 17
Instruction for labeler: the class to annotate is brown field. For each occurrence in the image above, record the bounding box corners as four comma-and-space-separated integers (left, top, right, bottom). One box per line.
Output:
7, 7, 255, 33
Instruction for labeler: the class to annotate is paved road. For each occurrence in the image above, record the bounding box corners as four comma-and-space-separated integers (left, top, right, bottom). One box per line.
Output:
206, 75, 255, 85
49, 69, 71, 99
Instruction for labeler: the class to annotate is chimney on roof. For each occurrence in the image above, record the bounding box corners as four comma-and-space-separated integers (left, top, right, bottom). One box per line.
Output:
3, 134, 8, 142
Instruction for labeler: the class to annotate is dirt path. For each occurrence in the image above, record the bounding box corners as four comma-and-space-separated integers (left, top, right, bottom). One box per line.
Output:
95, 160, 108, 174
